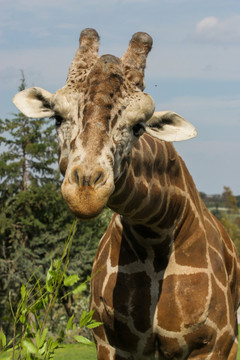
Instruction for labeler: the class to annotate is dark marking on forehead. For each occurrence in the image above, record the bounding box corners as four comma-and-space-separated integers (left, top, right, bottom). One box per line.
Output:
79, 54, 125, 139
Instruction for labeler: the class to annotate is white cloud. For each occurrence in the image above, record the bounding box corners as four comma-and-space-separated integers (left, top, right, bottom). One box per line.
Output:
196, 16, 219, 33
194, 15, 240, 44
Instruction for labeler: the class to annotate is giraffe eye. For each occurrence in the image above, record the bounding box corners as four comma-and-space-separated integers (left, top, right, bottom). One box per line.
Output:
55, 115, 63, 127
132, 123, 145, 137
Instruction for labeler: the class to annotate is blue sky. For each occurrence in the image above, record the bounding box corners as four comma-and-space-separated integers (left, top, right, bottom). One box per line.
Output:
1, 0, 240, 194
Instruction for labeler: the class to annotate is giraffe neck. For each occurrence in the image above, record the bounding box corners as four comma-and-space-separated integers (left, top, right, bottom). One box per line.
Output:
108, 134, 204, 239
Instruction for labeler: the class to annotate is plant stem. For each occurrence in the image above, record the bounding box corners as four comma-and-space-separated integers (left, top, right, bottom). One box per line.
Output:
40, 219, 78, 336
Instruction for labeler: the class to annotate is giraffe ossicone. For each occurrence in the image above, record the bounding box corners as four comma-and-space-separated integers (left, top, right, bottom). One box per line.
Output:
13, 28, 240, 359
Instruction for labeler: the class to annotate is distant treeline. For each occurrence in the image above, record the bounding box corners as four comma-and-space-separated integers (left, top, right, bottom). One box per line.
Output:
200, 191, 240, 210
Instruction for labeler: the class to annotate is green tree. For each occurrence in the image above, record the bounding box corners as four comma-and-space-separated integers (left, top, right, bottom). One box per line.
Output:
0, 73, 58, 198
222, 186, 238, 213
220, 187, 240, 256
220, 217, 240, 256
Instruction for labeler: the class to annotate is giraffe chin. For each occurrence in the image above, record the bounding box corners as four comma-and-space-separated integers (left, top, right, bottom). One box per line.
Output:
61, 183, 112, 220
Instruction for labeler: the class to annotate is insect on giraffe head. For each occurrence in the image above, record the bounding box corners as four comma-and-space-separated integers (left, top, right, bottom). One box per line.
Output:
13, 28, 197, 219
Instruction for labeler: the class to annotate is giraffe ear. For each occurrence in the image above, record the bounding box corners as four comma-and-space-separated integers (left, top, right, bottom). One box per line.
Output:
145, 111, 197, 142
13, 87, 54, 118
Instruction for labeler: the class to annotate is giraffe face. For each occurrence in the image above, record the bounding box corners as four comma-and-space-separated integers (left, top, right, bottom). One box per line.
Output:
51, 55, 155, 219
13, 28, 197, 219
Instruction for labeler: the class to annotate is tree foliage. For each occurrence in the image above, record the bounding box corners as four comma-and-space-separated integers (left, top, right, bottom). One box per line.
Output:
200, 187, 240, 256
220, 216, 240, 255
222, 186, 238, 213
0, 73, 58, 199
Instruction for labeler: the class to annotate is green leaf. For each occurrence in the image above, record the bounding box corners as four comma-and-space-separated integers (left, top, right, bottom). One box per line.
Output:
72, 282, 87, 294
79, 309, 97, 328
53, 259, 61, 270
86, 321, 103, 329
44, 294, 50, 304
35, 330, 41, 349
40, 327, 49, 348
19, 314, 26, 324
0, 330, 6, 349
66, 314, 74, 331
26, 353, 32, 360
47, 337, 53, 346
6, 337, 13, 348
36, 327, 48, 350
46, 281, 54, 293
46, 264, 58, 293
79, 310, 92, 328
32, 299, 44, 311
21, 284, 26, 300
79, 310, 87, 327
22, 339, 37, 354
51, 340, 59, 350
74, 335, 94, 345
39, 342, 47, 355
46, 337, 59, 354
63, 274, 80, 287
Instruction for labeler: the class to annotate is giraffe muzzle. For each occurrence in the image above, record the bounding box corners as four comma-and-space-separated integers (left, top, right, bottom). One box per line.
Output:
61, 165, 114, 219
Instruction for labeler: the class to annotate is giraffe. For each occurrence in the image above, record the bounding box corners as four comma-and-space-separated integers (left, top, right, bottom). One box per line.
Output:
13, 28, 240, 359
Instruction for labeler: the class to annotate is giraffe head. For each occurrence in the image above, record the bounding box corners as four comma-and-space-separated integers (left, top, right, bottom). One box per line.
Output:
13, 28, 197, 219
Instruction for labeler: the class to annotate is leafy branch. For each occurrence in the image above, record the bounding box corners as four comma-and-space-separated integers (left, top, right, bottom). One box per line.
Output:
0, 219, 101, 359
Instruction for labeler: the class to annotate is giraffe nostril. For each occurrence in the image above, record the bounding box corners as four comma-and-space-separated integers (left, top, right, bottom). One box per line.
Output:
73, 169, 80, 185
94, 171, 104, 186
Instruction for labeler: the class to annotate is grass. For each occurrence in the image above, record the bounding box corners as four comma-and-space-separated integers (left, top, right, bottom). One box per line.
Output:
0, 344, 97, 360
54, 344, 97, 360
238, 327, 240, 360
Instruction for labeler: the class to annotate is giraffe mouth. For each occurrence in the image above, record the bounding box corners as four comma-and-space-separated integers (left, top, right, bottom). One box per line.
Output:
61, 179, 114, 220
